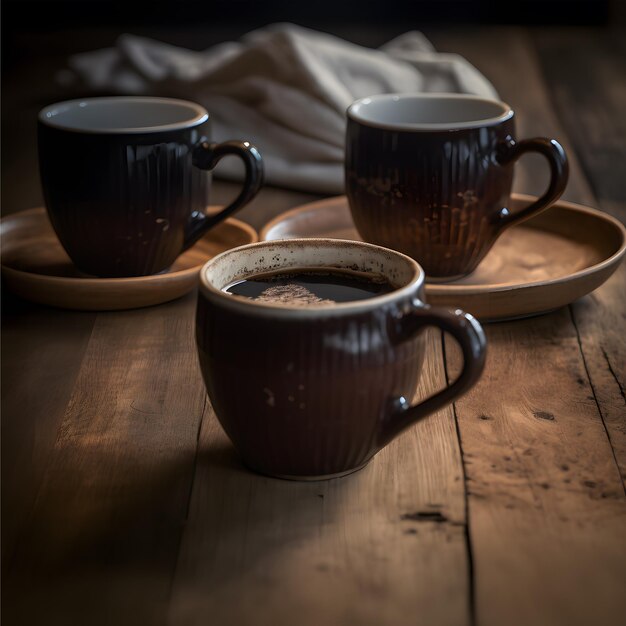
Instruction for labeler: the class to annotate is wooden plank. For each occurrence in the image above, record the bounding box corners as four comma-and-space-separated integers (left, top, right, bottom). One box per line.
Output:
567, 263, 626, 489
2, 294, 207, 626
445, 310, 626, 626
1, 295, 96, 566
533, 27, 626, 486
169, 330, 471, 626
434, 27, 626, 626
532, 30, 626, 212
3, 24, 623, 626
0, 46, 321, 624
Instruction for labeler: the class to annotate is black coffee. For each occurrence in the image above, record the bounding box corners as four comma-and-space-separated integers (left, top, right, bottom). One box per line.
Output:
224, 268, 395, 306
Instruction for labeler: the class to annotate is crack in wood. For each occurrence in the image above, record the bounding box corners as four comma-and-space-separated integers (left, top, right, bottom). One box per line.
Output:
601, 346, 626, 404
569, 305, 626, 497
129, 400, 160, 416
165, 396, 211, 616
441, 331, 477, 626
401, 511, 448, 523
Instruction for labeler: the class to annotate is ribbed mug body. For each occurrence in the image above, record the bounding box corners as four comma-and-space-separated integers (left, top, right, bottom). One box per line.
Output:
195, 239, 427, 479
39, 122, 210, 277
345, 96, 516, 280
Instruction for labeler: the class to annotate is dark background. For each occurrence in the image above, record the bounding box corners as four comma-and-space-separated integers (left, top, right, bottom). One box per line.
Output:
1, 0, 620, 71
2, 0, 624, 215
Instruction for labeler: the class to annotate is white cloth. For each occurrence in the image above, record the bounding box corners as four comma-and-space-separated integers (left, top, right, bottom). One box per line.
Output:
61, 24, 498, 194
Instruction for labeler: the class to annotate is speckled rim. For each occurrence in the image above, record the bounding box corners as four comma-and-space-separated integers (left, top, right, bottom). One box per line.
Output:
39, 97, 209, 134
348, 93, 514, 131
199, 238, 425, 317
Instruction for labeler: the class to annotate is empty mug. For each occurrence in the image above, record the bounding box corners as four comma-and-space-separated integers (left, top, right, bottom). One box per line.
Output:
38, 96, 263, 277
345, 93, 569, 281
196, 238, 486, 480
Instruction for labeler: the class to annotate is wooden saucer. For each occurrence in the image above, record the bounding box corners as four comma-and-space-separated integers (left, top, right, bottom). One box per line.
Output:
1, 207, 257, 311
260, 194, 626, 321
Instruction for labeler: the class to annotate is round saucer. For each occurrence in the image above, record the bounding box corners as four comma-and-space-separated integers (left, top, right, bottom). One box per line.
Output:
260, 194, 626, 321
1, 207, 257, 311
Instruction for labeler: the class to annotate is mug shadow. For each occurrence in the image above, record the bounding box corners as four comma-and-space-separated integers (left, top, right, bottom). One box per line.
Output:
2, 416, 366, 626
166, 421, 370, 623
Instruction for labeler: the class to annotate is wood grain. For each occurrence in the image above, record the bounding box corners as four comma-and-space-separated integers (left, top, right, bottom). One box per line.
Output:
533, 27, 626, 487
436, 27, 626, 626
445, 310, 626, 626
169, 331, 470, 626
3, 295, 207, 626
1, 297, 96, 566
2, 24, 625, 626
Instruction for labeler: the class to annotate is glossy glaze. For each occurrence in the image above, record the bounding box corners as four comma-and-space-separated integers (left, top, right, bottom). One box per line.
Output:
345, 94, 568, 281
196, 239, 486, 479
38, 97, 263, 277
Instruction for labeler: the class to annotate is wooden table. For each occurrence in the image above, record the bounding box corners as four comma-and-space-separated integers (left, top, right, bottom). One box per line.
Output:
2, 26, 625, 626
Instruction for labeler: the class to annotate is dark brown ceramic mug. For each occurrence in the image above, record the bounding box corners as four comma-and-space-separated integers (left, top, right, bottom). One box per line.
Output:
196, 238, 486, 480
345, 93, 569, 281
38, 97, 263, 277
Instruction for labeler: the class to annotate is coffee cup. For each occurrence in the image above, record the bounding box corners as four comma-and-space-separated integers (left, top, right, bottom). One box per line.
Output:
196, 238, 486, 480
345, 93, 569, 281
38, 97, 263, 277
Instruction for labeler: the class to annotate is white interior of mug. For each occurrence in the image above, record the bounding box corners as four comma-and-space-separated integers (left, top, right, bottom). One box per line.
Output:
200, 238, 423, 315
348, 93, 513, 130
39, 97, 208, 133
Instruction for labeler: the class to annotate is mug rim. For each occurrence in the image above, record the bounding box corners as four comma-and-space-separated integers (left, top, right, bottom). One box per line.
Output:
198, 238, 425, 318
38, 96, 209, 134
347, 92, 514, 131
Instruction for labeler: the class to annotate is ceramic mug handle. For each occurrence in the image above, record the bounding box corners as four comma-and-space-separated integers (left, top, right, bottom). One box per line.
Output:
495, 137, 569, 228
377, 303, 486, 449
184, 140, 264, 249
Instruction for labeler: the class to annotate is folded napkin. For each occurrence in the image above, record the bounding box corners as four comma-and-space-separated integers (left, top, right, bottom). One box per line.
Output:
61, 23, 498, 194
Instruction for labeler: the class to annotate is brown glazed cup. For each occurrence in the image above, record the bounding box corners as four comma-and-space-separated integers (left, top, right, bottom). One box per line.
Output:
345, 93, 569, 282
196, 238, 486, 480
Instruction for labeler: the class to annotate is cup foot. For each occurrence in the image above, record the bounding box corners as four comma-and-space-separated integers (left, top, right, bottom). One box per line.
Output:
245, 459, 371, 482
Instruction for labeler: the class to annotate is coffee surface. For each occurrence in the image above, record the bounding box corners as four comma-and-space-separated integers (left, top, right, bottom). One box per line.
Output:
224, 268, 394, 306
